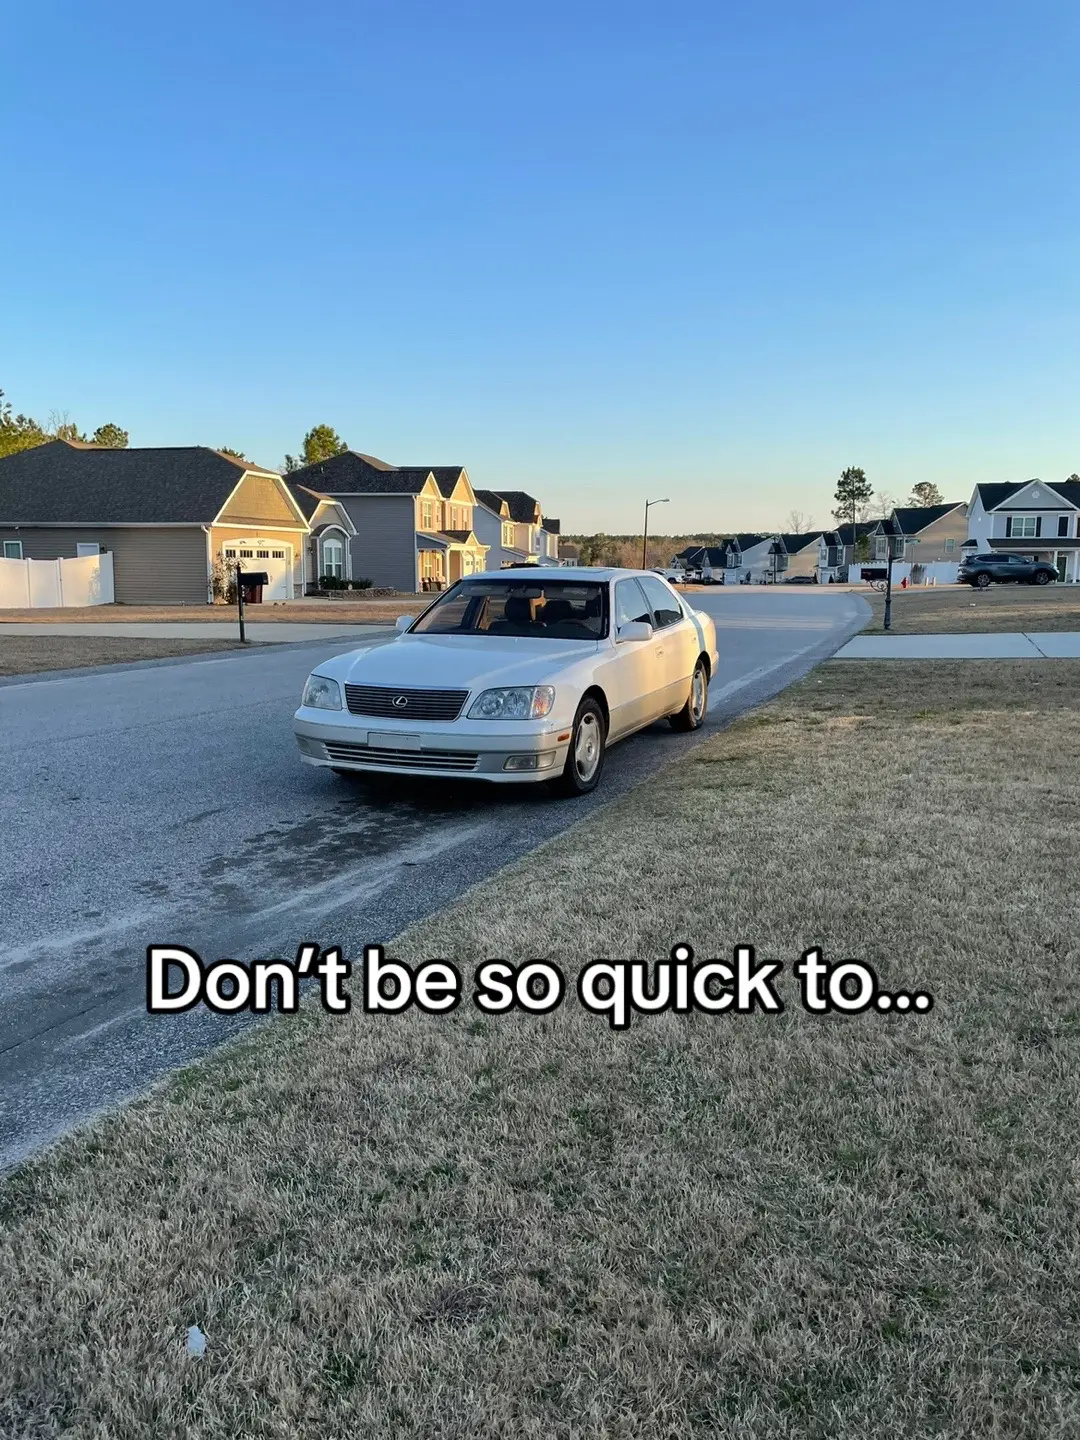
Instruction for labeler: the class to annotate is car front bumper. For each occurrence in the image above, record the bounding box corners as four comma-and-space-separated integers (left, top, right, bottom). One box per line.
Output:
293, 709, 573, 783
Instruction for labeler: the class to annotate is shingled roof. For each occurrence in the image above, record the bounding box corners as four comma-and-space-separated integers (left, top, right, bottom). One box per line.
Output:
495, 491, 542, 524
288, 452, 436, 495
891, 503, 964, 533
0, 440, 282, 525
973, 480, 1080, 510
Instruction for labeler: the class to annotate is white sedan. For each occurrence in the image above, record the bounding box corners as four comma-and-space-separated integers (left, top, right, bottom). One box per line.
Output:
293, 567, 719, 796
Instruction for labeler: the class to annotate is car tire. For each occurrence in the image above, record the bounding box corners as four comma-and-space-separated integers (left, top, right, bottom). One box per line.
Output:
554, 697, 606, 797
1035, 570, 1052, 585
670, 659, 709, 732
975, 573, 992, 588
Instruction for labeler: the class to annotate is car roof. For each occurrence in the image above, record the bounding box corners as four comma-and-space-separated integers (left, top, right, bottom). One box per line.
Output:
470, 566, 658, 582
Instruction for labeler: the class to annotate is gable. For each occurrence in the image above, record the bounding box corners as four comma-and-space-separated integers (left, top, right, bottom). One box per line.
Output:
217, 471, 304, 527
993, 479, 1076, 511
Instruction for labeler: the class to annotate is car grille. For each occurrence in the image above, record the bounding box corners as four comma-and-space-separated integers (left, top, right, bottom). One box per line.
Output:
343, 684, 469, 721
324, 740, 479, 772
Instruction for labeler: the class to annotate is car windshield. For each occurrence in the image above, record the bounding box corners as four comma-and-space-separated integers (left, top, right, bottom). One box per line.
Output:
410, 579, 608, 639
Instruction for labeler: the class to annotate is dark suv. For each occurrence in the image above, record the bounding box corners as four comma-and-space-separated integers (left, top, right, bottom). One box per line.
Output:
958, 552, 1057, 588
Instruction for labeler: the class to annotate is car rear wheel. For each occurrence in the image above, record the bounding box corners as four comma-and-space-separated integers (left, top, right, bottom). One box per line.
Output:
1035, 569, 1052, 585
670, 659, 709, 731
554, 698, 606, 796
975, 572, 992, 588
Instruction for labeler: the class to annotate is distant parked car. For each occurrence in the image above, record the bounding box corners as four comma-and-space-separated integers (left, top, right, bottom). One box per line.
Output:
958, 552, 1056, 588
783, 575, 816, 585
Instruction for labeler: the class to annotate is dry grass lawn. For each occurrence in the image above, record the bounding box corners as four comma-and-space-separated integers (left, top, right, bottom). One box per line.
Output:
0, 599, 428, 626
0, 635, 246, 676
863, 582, 1080, 633
3, 661, 1080, 1437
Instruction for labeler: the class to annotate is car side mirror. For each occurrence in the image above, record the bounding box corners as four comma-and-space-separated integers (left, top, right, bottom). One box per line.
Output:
395, 615, 413, 632
617, 620, 654, 643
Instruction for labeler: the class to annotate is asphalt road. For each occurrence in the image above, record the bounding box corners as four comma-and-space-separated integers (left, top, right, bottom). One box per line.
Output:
0, 589, 868, 1170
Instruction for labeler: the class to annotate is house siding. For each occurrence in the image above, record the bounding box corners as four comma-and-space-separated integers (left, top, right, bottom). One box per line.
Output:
0, 526, 209, 603
904, 508, 968, 562
217, 472, 299, 527
333, 494, 418, 591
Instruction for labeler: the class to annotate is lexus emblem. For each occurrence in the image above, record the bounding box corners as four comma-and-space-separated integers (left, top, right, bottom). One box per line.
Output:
393, 695, 409, 708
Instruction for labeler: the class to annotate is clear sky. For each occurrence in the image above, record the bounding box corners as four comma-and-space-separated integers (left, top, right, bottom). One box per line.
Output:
2, 0, 1078, 534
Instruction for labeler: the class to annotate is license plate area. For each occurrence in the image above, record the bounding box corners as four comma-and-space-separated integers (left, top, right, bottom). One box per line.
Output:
368, 732, 423, 751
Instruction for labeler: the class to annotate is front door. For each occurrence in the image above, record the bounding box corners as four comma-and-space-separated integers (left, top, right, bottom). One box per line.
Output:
1056, 553, 1068, 582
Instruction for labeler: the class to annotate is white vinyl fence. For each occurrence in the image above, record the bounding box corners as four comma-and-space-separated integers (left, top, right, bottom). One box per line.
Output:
848, 561, 960, 586
0, 552, 115, 608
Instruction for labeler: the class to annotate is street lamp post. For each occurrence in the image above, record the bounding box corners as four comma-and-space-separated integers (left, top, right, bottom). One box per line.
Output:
884, 537, 918, 631
642, 497, 669, 570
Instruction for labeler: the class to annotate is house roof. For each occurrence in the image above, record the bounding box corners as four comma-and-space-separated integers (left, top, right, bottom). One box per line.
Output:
0, 439, 284, 525
495, 491, 541, 524
778, 532, 822, 552
474, 489, 508, 516
543, 517, 561, 534
439, 529, 478, 544
974, 480, 1080, 510
891, 503, 965, 533
286, 483, 335, 521
732, 533, 768, 549
825, 521, 880, 545
289, 452, 436, 495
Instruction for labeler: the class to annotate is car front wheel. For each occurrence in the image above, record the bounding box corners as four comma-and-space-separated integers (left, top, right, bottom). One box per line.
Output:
670, 659, 709, 731
975, 572, 992, 588
1035, 569, 1052, 585
554, 697, 606, 796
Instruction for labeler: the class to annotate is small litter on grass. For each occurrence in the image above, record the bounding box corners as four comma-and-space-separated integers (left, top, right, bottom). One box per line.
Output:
186, 1325, 207, 1358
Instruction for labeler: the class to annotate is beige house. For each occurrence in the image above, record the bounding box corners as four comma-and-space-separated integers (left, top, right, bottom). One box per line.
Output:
868, 504, 968, 567
0, 440, 311, 604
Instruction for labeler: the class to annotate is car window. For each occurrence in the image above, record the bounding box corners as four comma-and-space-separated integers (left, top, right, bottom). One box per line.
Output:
638, 575, 684, 629
411, 579, 608, 639
614, 578, 652, 630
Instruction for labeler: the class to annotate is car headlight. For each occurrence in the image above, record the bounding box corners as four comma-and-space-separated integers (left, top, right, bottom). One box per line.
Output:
301, 673, 343, 710
467, 685, 555, 720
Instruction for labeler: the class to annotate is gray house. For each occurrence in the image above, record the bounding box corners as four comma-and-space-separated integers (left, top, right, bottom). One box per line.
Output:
0, 439, 311, 604
285, 452, 490, 592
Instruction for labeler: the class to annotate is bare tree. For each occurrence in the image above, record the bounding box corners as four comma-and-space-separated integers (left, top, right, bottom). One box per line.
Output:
874, 490, 899, 520
786, 509, 815, 535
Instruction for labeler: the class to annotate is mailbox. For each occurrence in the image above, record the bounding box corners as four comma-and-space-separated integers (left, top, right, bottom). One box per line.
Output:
239, 571, 268, 604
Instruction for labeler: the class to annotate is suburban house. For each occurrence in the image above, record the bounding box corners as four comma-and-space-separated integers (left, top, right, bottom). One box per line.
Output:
472, 490, 528, 569
558, 540, 581, 565
726, 534, 777, 582
817, 522, 883, 582
284, 452, 490, 592
0, 439, 311, 604
862, 503, 968, 573
966, 479, 1080, 583
775, 532, 823, 580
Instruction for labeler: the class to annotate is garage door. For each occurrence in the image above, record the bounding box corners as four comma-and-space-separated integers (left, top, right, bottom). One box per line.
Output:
222, 543, 291, 602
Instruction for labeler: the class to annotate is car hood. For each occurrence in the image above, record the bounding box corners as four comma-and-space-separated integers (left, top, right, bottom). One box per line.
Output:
319, 633, 602, 690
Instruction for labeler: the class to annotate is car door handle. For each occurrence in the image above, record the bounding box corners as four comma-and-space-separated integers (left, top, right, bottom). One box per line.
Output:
655, 645, 664, 657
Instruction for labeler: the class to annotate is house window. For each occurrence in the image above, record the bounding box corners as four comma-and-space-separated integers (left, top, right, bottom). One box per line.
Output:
322, 537, 345, 579
240, 548, 254, 557
1009, 516, 1039, 539
256, 549, 269, 558
3, 540, 23, 559
502, 523, 515, 547
1058, 516, 1071, 538
421, 500, 434, 530
874, 537, 888, 560
943, 538, 955, 553
272, 549, 285, 558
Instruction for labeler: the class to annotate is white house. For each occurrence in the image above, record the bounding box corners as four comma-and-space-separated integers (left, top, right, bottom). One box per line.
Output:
966, 479, 1080, 583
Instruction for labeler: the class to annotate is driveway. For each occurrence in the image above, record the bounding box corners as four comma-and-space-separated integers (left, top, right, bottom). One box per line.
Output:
0, 588, 867, 1169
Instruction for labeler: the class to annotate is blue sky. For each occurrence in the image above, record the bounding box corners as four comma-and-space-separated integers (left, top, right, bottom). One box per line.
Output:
2, 1, 1078, 534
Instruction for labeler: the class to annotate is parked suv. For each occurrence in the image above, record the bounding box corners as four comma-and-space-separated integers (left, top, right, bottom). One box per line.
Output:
958, 552, 1057, 588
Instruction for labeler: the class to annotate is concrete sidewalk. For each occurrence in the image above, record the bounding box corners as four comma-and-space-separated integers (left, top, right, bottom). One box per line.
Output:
0, 621, 398, 643
837, 631, 1080, 658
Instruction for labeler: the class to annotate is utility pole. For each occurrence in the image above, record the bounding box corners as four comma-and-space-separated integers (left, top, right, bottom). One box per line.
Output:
642, 497, 669, 569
